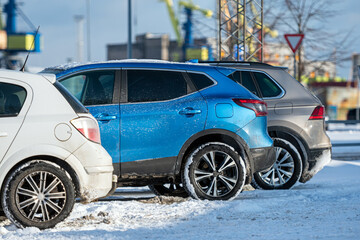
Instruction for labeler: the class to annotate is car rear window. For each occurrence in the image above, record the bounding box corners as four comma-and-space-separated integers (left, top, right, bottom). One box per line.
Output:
0, 82, 27, 117
53, 81, 88, 113
253, 72, 282, 98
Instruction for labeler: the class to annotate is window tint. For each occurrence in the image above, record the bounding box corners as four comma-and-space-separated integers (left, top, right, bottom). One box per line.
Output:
241, 71, 259, 97
127, 70, 188, 102
188, 72, 214, 90
253, 72, 282, 98
227, 71, 259, 97
227, 71, 240, 84
60, 70, 115, 106
0, 82, 27, 117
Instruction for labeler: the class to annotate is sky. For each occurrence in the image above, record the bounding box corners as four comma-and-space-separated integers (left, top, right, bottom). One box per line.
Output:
8, 0, 360, 78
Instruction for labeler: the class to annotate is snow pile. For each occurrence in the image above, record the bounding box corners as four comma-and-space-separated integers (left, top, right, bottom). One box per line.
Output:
307, 149, 332, 176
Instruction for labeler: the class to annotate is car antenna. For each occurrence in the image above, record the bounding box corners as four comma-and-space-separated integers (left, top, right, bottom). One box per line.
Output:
20, 26, 40, 72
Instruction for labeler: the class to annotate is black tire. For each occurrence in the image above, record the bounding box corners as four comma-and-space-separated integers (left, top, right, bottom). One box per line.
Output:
252, 138, 302, 190
148, 184, 189, 198
182, 142, 246, 200
2, 161, 75, 229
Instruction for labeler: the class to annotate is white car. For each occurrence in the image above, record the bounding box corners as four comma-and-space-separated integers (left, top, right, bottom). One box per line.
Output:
0, 69, 115, 229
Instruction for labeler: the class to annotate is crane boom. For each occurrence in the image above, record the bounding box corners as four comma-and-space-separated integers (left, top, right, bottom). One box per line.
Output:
160, 0, 182, 45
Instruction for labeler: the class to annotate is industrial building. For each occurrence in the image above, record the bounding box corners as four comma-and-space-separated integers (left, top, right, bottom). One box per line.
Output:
107, 33, 216, 62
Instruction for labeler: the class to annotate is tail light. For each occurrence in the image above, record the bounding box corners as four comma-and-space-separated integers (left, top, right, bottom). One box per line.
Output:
309, 106, 325, 120
233, 99, 267, 116
71, 117, 101, 144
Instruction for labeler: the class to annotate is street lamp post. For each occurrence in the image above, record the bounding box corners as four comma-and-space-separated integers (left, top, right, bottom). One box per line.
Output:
127, 0, 132, 59
86, 0, 91, 61
74, 15, 84, 62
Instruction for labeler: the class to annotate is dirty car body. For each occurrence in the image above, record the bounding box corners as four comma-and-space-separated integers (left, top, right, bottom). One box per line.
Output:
42, 60, 275, 200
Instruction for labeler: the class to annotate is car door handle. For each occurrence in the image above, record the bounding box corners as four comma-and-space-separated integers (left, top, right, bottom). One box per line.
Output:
95, 113, 117, 121
179, 107, 202, 116
0, 132, 8, 137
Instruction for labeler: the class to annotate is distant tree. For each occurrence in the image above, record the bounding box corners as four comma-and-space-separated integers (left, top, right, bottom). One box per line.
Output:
272, 0, 353, 80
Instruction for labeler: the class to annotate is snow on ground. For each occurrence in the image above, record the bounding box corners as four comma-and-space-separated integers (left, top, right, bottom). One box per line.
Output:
1, 128, 360, 240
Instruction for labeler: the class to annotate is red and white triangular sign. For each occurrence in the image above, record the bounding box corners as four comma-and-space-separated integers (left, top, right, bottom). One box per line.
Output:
284, 34, 304, 53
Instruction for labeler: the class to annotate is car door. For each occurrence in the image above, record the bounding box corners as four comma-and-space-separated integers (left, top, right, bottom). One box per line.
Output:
59, 70, 121, 175
0, 80, 31, 161
120, 69, 207, 176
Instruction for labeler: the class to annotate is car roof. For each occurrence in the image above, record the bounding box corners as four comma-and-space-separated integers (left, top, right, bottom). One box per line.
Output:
41, 59, 236, 78
0, 69, 56, 84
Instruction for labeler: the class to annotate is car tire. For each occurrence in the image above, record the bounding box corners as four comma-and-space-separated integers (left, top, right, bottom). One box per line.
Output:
252, 138, 302, 190
2, 161, 75, 229
148, 184, 189, 198
182, 142, 246, 200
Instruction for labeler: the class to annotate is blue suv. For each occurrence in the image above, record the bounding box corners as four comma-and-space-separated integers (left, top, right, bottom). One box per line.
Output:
42, 61, 275, 200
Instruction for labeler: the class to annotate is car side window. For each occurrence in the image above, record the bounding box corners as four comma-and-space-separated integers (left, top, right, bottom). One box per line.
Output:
241, 71, 260, 97
60, 75, 86, 101
127, 70, 188, 103
60, 70, 115, 106
253, 72, 282, 98
188, 72, 214, 90
0, 82, 27, 117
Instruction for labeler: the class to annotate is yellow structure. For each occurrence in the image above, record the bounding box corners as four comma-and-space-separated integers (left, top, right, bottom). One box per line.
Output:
186, 47, 209, 60
7, 34, 35, 51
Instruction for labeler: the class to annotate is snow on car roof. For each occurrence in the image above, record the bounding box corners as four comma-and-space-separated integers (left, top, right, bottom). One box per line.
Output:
42, 59, 211, 72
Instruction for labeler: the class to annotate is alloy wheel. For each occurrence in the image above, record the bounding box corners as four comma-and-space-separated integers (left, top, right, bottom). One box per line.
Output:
194, 150, 239, 197
15, 171, 67, 222
259, 146, 295, 186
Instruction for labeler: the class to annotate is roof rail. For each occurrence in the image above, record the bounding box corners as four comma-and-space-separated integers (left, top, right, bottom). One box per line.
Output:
199, 61, 289, 70
199, 60, 272, 66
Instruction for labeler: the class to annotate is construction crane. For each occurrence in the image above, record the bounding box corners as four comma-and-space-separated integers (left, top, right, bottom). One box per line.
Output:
161, 0, 213, 61
0, 0, 41, 70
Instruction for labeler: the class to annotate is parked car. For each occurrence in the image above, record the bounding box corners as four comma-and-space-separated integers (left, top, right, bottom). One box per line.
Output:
0, 70, 115, 229
203, 61, 332, 189
41, 60, 275, 200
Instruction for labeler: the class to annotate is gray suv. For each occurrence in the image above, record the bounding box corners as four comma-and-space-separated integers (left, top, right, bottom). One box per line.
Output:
205, 61, 332, 189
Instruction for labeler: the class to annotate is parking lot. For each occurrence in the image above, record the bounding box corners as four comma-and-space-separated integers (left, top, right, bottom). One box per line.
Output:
1, 125, 359, 240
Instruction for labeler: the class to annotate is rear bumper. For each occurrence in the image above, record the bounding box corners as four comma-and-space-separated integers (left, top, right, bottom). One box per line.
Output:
250, 145, 276, 173
300, 147, 332, 183
66, 141, 114, 202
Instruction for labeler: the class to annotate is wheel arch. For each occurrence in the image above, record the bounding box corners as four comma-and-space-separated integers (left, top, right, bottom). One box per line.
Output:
0, 155, 81, 209
268, 126, 309, 176
175, 129, 253, 184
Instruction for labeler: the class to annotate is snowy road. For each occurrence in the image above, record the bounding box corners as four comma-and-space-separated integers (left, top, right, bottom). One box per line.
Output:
1, 128, 360, 240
